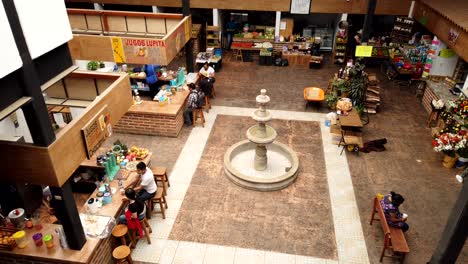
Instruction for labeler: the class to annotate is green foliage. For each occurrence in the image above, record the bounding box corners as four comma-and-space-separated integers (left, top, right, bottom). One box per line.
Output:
87, 60, 99, 71
325, 93, 338, 108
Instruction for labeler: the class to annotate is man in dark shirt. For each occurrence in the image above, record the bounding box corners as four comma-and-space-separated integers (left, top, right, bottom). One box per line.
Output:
183, 83, 200, 125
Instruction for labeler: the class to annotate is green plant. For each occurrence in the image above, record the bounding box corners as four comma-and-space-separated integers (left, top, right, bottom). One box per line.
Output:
325, 93, 338, 109
87, 60, 99, 71
347, 61, 368, 110
332, 78, 349, 94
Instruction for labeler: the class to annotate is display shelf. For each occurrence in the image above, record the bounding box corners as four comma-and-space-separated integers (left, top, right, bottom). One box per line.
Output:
332, 36, 347, 64
206, 24, 220, 49
391, 16, 414, 44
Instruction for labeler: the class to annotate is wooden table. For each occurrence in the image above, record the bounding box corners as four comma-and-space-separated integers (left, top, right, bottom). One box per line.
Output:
338, 109, 364, 151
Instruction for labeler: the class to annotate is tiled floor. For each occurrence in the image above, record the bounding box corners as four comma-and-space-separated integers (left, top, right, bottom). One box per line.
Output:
169, 115, 336, 259
125, 58, 466, 264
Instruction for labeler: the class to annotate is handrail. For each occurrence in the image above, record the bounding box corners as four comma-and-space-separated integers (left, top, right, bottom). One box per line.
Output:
67, 9, 183, 20
67, 8, 182, 36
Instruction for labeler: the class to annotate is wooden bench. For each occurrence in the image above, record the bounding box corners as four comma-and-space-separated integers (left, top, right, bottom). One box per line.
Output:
370, 196, 410, 263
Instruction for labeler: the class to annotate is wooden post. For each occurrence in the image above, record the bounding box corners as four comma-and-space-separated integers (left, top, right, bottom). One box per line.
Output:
362, 0, 377, 43
428, 177, 468, 263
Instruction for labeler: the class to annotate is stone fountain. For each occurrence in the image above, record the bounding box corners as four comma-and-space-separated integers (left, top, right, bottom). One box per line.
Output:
224, 89, 299, 191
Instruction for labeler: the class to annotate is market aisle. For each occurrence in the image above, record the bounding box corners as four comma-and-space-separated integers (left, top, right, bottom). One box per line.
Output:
345, 73, 467, 263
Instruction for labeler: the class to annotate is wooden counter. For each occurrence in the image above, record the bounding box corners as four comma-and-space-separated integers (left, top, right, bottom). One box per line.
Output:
79, 147, 152, 170
422, 80, 458, 114
0, 224, 100, 264
115, 90, 189, 137
0, 151, 152, 264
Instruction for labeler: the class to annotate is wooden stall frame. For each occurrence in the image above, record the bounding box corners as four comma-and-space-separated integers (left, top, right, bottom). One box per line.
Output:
0, 72, 133, 187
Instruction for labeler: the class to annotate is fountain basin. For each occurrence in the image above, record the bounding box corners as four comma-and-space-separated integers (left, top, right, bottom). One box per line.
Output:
224, 140, 299, 191
246, 125, 277, 144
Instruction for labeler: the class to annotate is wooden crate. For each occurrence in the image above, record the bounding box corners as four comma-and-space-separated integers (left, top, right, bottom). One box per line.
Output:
0, 227, 19, 250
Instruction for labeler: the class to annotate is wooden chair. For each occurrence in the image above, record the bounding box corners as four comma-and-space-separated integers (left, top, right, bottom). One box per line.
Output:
112, 224, 132, 247
370, 196, 410, 263
112, 245, 134, 264
192, 108, 205, 127
204, 96, 211, 113
151, 166, 170, 187
234, 49, 243, 61
211, 85, 216, 98
128, 217, 152, 247
149, 187, 168, 219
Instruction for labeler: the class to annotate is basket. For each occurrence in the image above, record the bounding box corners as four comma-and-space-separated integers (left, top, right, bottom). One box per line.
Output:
0, 227, 19, 250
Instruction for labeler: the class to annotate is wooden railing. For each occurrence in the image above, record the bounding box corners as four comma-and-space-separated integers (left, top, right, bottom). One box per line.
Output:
67, 9, 183, 37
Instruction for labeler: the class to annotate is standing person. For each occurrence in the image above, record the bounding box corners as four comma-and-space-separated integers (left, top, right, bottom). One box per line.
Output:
125, 162, 157, 203
183, 83, 200, 125
145, 64, 160, 98
348, 29, 362, 62
225, 15, 238, 50
380, 191, 409, 232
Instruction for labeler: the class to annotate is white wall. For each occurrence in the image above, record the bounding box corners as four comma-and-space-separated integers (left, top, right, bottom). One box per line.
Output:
0, 109, 33, 143
13, 0, 72, 59
430, 40, 459, 77
0, 1, 22, 78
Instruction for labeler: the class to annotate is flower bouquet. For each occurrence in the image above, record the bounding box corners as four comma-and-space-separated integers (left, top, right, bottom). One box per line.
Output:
447, 96, 468, 121
432, 132, 458, 158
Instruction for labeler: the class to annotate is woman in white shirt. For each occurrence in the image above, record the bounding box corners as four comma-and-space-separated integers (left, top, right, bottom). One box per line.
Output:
199, 62, 215, 80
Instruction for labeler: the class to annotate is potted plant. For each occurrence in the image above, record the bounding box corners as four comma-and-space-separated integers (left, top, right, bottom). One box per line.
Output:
432, 132, 458, 168
87, 61, 99, 71
347, 61, 368, 112
332, 78, 349, 97
325, 93, 338, 109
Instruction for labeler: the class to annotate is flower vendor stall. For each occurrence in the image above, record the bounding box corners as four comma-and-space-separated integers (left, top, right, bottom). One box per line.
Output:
432, 95, 468, 168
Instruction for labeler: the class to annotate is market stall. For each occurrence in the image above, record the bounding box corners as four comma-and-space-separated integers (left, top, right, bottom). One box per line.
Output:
115, 72, 198, 137
67, 9, 192, 67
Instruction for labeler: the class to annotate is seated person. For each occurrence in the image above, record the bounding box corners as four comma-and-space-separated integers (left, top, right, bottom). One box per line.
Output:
125, 162, 157, 203
183, 83, 201, 125
119, 188, 146, 224
200, 78, 212, 98
380, 191, 409, 232
199, 62, 215, 82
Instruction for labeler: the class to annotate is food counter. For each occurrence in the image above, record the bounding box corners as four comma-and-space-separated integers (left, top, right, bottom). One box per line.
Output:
0, 151, 151, 264
115, 90, 190, 137
422, 80, 458, 114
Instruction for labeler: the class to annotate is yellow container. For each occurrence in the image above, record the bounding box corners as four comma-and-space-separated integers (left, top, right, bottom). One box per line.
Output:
12, 231, 28, 249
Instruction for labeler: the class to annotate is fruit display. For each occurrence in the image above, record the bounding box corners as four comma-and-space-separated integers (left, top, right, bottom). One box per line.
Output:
0, 228, 18, 250
129, 146, 149, 159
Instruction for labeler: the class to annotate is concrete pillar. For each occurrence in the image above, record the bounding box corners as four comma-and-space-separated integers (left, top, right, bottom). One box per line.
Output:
408, 0, 416, 18
213, 9, 219, 27
93, 3, 103, 10
275, 11, 281, 39
463, 75, 468, 90
152, 6, 160, 13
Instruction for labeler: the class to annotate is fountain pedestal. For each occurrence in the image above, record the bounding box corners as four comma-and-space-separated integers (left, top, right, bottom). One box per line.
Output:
223, 89, 299, 191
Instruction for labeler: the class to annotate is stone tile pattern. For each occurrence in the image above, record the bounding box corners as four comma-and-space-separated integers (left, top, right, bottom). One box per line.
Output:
345, 70, 467, 263
212, 58, 337, 112
169, 115, 337, 259
115, 110, 184, 137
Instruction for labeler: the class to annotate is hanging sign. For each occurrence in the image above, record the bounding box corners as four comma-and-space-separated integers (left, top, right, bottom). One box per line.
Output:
439, 49, 456, 58
121, 38, 166, 65
81, 105, 111, 159
290, 0, 311, 14
111, 37, 126, 63
355, 46, 373, 57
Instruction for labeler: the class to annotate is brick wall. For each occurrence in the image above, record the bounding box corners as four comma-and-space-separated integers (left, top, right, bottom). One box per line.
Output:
422, 85, 438, 114
0, 237, 117, 264
115, 110, 184, 137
